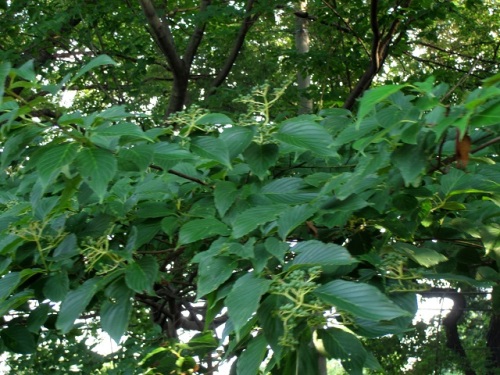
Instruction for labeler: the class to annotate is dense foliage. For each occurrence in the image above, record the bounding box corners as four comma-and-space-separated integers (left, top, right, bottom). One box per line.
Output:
0, 1, 499, 374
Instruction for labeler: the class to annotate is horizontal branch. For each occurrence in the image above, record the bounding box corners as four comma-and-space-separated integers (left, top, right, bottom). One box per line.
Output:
150, 164, 208, 186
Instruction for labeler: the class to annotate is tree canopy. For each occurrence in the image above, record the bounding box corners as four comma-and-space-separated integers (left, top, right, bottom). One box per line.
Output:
0, 1, 499, 374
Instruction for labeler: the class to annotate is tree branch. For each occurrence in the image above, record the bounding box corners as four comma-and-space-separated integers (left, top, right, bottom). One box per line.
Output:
150, 164, 209, 186
428, 135, 500, 173
421, 288, 476, 375
209, 0, 259, 92
343, 0, 412, 110
139, 0, 185, 75
183, 0, 211, 67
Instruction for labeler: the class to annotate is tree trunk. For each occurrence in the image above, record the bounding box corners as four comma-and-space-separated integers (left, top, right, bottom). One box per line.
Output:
421, 288, 476, 375
295, 0, 313, 115
486, 313, 500, 374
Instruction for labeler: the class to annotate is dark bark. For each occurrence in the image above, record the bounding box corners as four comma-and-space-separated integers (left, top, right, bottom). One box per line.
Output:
486, 314, 500, 374
209, 0, 260, 92
421, 288, 476, 375
140, 0, 257, 116
139, 0, 211, 116
343, 0, 412, 110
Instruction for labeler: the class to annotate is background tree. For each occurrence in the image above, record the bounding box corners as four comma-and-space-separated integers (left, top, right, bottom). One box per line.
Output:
0, 0, 499, 374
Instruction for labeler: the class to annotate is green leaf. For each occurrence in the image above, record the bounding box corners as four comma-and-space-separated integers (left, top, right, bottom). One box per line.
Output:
191, 136, 231, 167
243, 142, 280, 179
321, 194, 369, 212
0, 291, 34, 317
391, 144, 427, 187
262, 177, 317, 204
232, 205, 286, 238
0, 61, 11, 104
440, 168, 472, 196
392, 194, 419, 211
56, 278, 102, 333
314, 280, 410, 321
75, 147, 117, 200
290, 240, 358, 273
125, 256, 159, 293
92, 122, 151, 141
316, 328, 367, 375
226, 272, 271, 337
188, 332, 218, 355
277, 204, 317, 240
264, 237, 289, 262
472, 101, 500, 127
357, 85, 406, 122
1, 325, 36, 354
257, 295, 285, 359
27, 303, 50, 333
0, 272, 21, 301
14, 60, 36, 81
37, 143, 79, 187
441, 201, 466, 210
195, 113, 233, 125
196, 256, 237, 298
276, 118, 335, 156
153, 143, 195, 169
43, 272, 69, 302
179, 218, 230, 245
101, 279, 134, 343
236, 334, 268, 375
160, 217, 178, 240
52, 234, 79, 260
72, 54, 117, 82
214, 181, 238, 217
220, 126, 255, 159
422, 273, 494, 288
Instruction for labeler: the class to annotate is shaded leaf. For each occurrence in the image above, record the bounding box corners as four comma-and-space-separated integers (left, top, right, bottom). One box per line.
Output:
37, 143, 79, 187
72, 54, 117, 81
43, 272, 69, 302
220, 126, 255, 159
357, 85, 406, 121
214, 181, 238, 217
314, 280, 410, 321
290, 240, 358, 274
232, 205, 286, 238
56, 278, 102, 333
226, 272, 271, 337
195, 113, 233, 125
316, 328, 367, 375
236, 334, 268, 375
391, 144, 427, 187
191, 136, 231, 167
196, 256, 237, 298
101, 279, 134, 343
0, 272, 20, 301
1, 325, 36, 354
243, 142, 279, 179
276, 118, 335, 156
125, 256, 159, 293
76, 147, 117, 200
262, 177, 317, 204
179, 218, 230, 245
